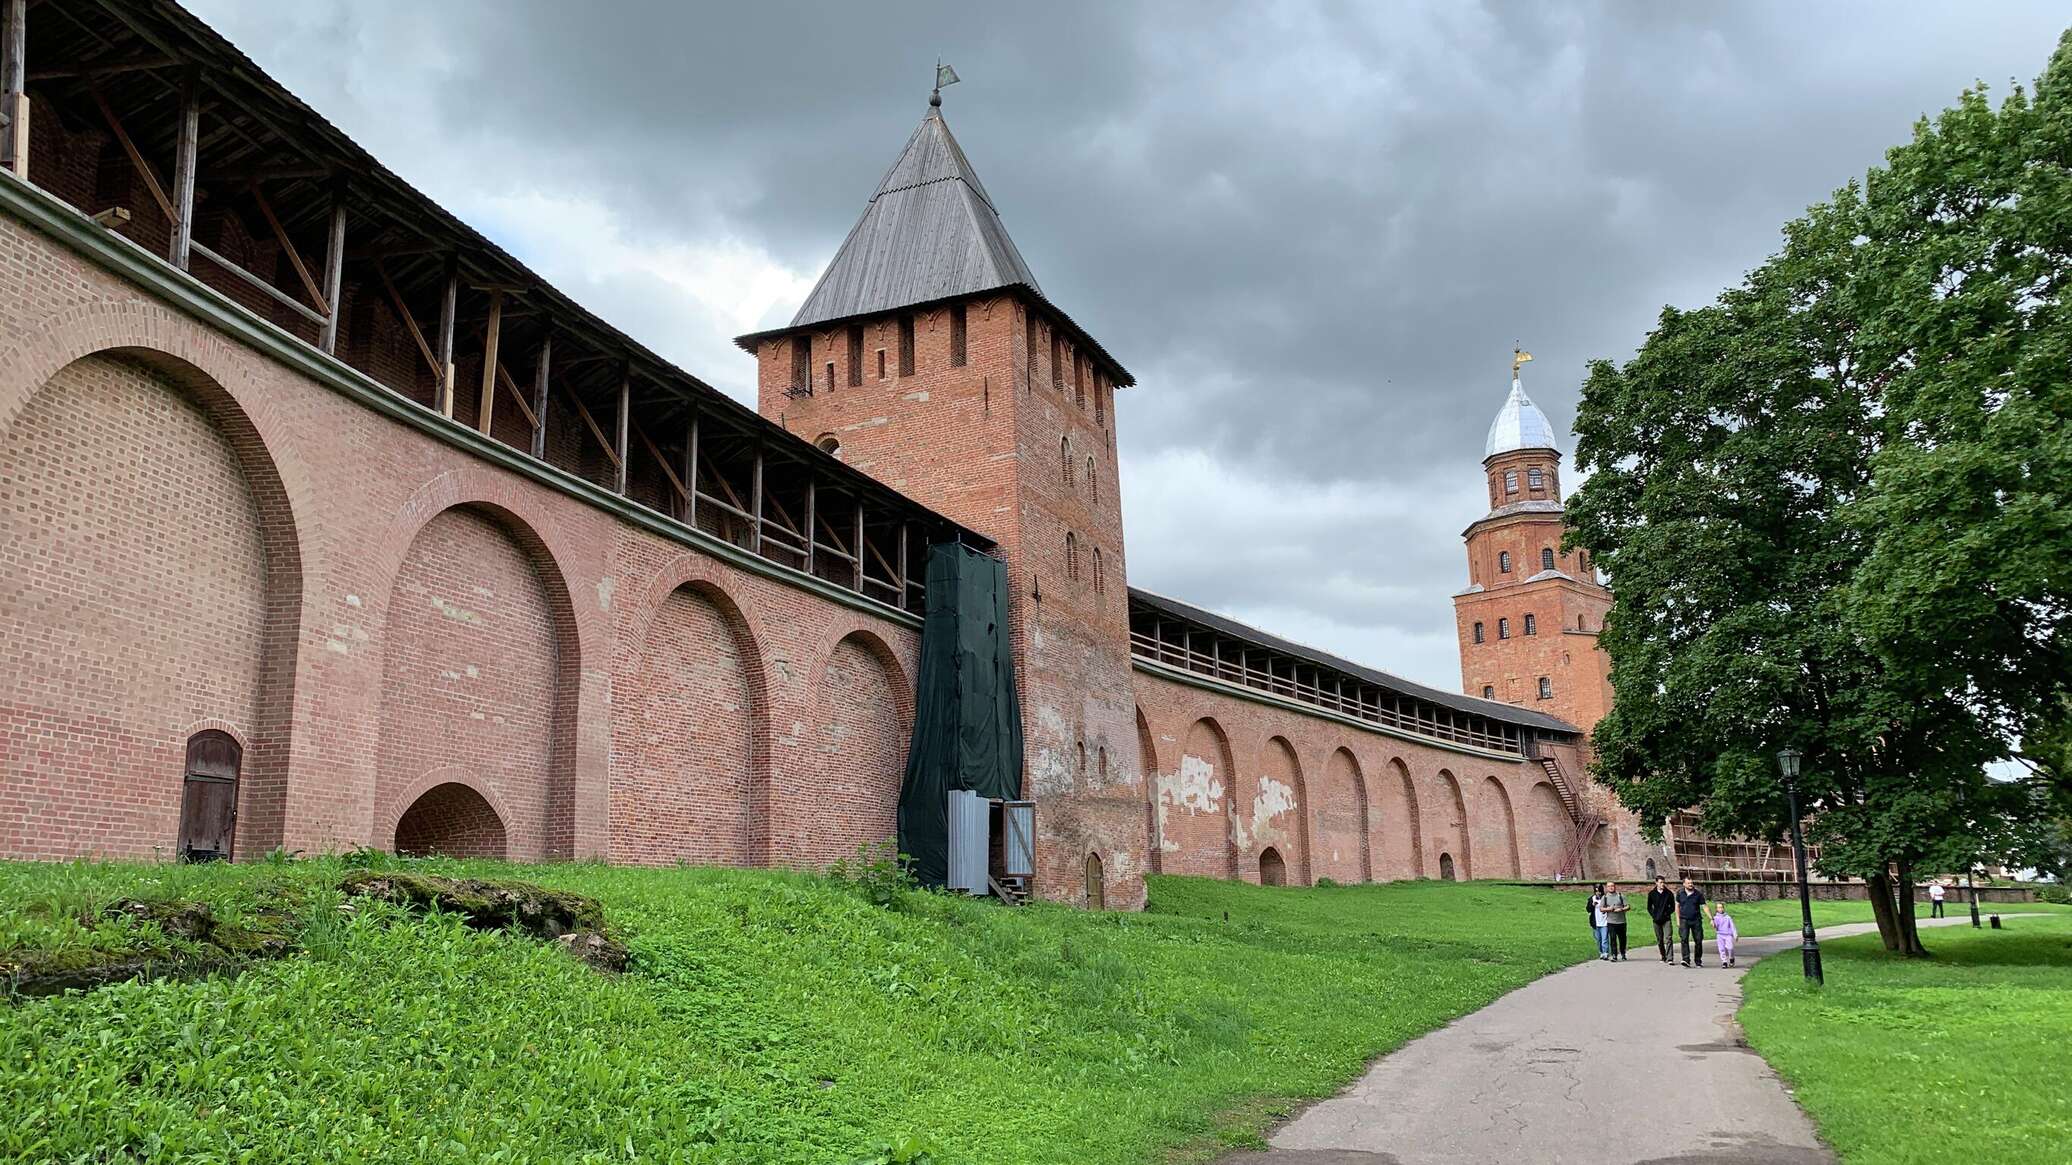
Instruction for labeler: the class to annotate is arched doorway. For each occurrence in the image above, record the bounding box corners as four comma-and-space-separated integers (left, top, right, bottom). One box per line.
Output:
1259, 846, 1288, 887
395, 781, 508, 859
1439, 852, 1457, 881
1085, 852, 1105, 910
178, 731, 241, 862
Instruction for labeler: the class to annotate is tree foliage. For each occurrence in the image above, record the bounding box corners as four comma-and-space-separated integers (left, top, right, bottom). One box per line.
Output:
1569, 32, 2072, 952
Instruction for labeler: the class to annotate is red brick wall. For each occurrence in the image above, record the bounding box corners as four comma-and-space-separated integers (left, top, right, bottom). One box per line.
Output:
1134, 670, 1569, 886
0, 211, 920, 870
800, 630, 908, 865
377, 507, 564, 861
0, 354, 271, 860
610, 583, 757, 866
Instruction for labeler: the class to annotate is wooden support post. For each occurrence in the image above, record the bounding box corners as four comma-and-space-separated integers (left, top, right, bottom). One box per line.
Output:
168, 68, 200, 270
804, 476, 816, 575
435, 258, 457, 417
897, 522, 908, 603
684, 408, 699, 526
253, 183, 329, 314
317, 188, 347, 353
1, 0, 26, 178
613, 367, 630, 494
530, 333, 551, 459
476, 288, 503, 434
750, 445, 765, 554
853, 501, 865, 590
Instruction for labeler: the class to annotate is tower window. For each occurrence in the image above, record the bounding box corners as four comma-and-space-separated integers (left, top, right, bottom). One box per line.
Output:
1504, 470, 1519, 494
826, 361, 836, 395
1473, 622, 1485, 644
1074, 352, 1087, 409
1498, 550, 1512, 573
1578, 614, 1587, 630
1498, 618, 1510, 639
877, 348, 887, 379
1093, 546, 1105, 595
1528, 467, 1545, 490
1067, 532, 1079, 580
1579, 551, 1591, 574
1538, 676, 1553, 700
1542, 547, 1556, 571
791, 334, 811, 394
950, 304, 967, 368
1051, 331, 1064, 390
1062, 436, 1073, 484
1483, 685, 1495, 699
898, 315, 916, 376
1026, 314, 1040, 392
1087, 457, 1098, 503
816, 434, 843, 460
1524, 613, 1537, 636
1095, 372, 1107, 426
847, 325, 863, 386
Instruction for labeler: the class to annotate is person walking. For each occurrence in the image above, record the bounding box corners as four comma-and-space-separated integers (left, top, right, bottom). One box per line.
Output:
1601, 882, 1631, 961
1675, 877, 1708, 967
1646, 876, 1677, 963
1587, 885, 1609, 960
1712, 903, 1739, 968
1929, 880, 1946, 918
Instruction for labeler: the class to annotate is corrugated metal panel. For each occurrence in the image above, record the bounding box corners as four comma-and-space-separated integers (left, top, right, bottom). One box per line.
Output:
945, 788, 990, 895
1002, 801, 1035, 879
790, 107, 1040, 331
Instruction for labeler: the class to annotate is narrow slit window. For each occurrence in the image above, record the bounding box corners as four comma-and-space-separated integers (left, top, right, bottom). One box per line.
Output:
1062, 436, 1073, 484
1095, 372, 1107, 426
1066, 531, 1079, 580
1093, 546, 1104, 595
1074, 353, 1086, 409
1026, 313, 1039, 392
791, 335, 811, 394
1087, 457, 1097, 503
877, 347, 887, 379
898, 315, 915, 376
949, 304, 967, 367
1473, 621, 1485, 644
826, 361, 836, 395
1051, 331, 1064, 390
847, 325, 863, 386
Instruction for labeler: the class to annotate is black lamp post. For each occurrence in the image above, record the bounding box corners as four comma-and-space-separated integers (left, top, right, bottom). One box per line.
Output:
1777, 747, 1824, 985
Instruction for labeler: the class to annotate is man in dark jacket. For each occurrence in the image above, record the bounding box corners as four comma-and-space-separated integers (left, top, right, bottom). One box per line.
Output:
1646, 877, 1677, 963
1676, 877, 1708, 967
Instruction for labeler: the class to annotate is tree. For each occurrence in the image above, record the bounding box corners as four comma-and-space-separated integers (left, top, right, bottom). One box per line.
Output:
1846, 34, 2072, 801
1568, 188, 2004, 956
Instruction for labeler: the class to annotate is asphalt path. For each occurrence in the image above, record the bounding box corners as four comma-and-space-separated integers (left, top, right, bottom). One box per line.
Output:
1217, 914, 2024, 1165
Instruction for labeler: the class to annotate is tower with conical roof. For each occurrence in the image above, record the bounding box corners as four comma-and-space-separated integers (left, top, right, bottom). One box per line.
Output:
738, 93, 1143, 907
1453, 363, 1614, 733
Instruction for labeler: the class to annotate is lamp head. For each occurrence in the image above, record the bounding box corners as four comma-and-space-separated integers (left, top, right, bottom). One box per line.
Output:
1776, 746, 1802, 782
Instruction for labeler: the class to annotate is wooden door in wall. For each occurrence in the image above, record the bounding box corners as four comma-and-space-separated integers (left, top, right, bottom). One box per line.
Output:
178, 731, 241, 861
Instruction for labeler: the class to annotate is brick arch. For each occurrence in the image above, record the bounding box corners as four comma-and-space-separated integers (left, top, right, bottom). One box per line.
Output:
0, 328, 307, 861
1523, 780, 1569, 878
1313, 747, 1370, 884
378, 764, 516, 847
617, 557, 775, 865
391, 769, 510, 860
1479, 775, 1523, 879
1160, 717, 1238, 879
368, 476, 588, 861
1433, 768, 1472, 880
1137, 706, 1162, 874
1377, 756, 1424, 880
794, 621, 912, 867
1248, 735, 1308, 885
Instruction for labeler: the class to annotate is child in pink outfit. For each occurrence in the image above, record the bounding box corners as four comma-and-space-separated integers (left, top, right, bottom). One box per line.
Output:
1712, 905, 1739, 967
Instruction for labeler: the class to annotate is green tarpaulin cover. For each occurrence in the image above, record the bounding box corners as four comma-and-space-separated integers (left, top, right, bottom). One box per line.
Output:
897, 542, 1023, 886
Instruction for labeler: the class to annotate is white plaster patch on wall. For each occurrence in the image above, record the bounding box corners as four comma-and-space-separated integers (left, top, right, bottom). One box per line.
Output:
431, 595, 479, 623
1167, 753, 1223, 815
344, 593, 362, 608
596, 576, 616, 611
902, 391, 930, 402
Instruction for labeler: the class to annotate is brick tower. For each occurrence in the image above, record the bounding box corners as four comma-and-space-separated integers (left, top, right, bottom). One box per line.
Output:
738, 92, 1145, 906
1454, 361, 1613, 733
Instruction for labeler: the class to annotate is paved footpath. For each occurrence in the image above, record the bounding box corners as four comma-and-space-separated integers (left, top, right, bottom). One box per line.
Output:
1217, 915, 2015, 1165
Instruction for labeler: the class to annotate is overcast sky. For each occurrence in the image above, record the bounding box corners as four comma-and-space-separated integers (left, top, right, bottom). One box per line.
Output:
189, 0, 2066, 691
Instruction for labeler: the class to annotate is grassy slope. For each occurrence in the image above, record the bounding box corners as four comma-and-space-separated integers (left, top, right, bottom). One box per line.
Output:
0, 861, 1916, 1165
1740, 914, 2072, 1165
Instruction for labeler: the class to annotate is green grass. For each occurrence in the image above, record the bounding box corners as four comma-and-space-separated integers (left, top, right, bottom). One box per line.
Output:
0, 858, 1979, 1165
1740, 913, 2072, 1165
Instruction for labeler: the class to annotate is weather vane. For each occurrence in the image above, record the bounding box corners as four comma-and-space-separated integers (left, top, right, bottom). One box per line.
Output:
1512, 346, 1533, 378
931, 60, 960, 108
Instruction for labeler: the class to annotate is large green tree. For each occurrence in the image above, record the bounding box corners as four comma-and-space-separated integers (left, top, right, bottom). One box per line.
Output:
1847, 34, 2072, 803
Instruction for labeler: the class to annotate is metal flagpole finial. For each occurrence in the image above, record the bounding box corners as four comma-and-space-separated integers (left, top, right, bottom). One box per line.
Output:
932, 60, 961, 107
1512, 346, 1534, 380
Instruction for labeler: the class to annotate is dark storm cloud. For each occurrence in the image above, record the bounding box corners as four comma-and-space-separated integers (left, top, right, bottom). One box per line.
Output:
187, 0, 2069, 686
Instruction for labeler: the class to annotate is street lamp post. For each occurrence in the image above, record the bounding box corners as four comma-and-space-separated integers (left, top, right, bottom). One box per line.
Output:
1777, 747, 1824, 985
1967, 866, 1982, 929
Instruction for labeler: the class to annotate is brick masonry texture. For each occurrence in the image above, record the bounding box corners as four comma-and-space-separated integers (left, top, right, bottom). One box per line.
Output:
0, 170, 1653, 903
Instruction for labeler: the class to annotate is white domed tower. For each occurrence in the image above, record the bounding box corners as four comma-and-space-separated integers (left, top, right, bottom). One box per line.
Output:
1453, 353, 1614, 732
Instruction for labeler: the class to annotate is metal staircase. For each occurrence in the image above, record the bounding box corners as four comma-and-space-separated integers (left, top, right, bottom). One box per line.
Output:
1540, 755, 1605, 881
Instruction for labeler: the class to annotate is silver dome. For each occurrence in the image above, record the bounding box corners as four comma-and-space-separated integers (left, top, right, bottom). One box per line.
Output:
1485, 377, 1559, 457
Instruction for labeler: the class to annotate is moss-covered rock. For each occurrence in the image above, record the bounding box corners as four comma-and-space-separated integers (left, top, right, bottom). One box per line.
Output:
338, 871, 622, 970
